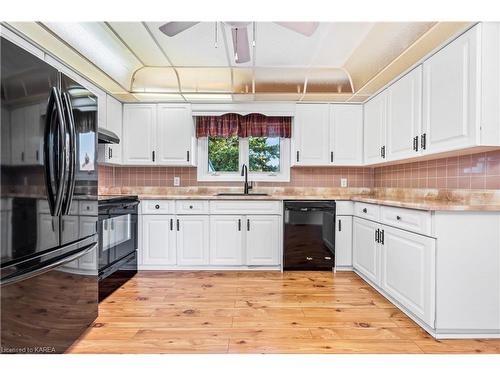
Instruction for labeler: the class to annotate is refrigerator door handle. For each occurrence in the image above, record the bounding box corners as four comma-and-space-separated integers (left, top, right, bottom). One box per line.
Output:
44, 87, 67, 216
61, 91, 77, 215
0, 242, 97, 287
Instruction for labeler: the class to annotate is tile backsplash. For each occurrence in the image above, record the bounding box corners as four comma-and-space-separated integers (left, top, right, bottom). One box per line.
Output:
98, 150, 500, 192
98, 165, 374, 189
374, 150, 500, 190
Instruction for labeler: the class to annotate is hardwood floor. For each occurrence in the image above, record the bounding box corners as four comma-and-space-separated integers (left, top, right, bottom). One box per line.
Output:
68, 271, 500, 354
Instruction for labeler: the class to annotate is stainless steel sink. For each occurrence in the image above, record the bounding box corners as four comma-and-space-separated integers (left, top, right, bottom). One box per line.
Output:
215, 192, 269, 196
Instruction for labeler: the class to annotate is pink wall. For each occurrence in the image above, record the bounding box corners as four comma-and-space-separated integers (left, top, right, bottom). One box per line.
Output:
99, 165, 374, 188
374, 150, 500, 190
99, 150, 500, 191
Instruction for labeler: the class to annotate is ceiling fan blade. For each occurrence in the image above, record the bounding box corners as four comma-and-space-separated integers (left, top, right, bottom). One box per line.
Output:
275, 22, 319, 36
231, 27, 250, 64
158, 22, 199, 36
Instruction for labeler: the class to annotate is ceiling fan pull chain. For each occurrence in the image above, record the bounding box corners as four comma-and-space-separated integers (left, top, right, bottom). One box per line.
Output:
214, 22, 218, 48
252, 22, 256, 47
234, 28, 239, 61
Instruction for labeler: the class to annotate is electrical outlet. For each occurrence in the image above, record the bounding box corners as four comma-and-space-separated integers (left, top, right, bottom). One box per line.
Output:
173, 176, 180, 186
340, 178, 348, 188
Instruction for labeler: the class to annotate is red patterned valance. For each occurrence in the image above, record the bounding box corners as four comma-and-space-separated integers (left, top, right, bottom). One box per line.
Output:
195, 113, 291, 138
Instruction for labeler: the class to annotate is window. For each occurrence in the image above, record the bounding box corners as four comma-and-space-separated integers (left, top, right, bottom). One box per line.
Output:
208, 137, 239, 173
198, 136, 290, 182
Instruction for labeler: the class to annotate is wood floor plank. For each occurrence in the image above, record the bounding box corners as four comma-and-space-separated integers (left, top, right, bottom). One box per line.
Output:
68, 270, 499, 354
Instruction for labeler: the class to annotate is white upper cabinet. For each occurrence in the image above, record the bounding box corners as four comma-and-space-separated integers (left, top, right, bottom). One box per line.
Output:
9, 104, 43, 166
292, 103, 363, 166
122, 103, 196, 166
122, 104, 156, 165
100, 95, 123, 164
156, 104, 195, 166
422, 25, 479, 154
364, 92, 387, 164
330, 105, 364, 165
292, 104, 330, 166
386, 66, 423, 160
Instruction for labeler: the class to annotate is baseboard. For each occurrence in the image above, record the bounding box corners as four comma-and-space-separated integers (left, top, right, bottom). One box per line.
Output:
138, 265, 281, 271
335, 266, 353, 271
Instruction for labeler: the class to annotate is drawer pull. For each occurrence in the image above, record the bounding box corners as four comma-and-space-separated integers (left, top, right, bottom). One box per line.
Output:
306, 257, 313, 261
396, 215, 402, 220
155, 204, 160, 209
362, 208, 367, 213
189, 205, 193, 209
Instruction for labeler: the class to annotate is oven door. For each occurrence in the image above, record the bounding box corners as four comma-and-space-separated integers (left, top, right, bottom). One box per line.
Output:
98, 206, 138, 272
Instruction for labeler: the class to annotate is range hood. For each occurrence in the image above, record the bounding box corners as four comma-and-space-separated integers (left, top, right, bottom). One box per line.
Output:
98, 128, 120, 144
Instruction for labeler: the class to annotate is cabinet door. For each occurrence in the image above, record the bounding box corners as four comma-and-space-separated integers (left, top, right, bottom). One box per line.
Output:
335, 215, 353, 268
330, 105, 363, 165
364, 92, 387, 164
246, 215, 280, 266
61, 215, 79, 245
177, 215, 209, 265
156, 104, 194, 166
386, 66, 422, 160
381, 225, 436, 328
105, 95, 122, 164
422, 26, 479, 154
352, 217, 380, 284
142, 214, 176, 265
38, 214, 59, 251
209, 215, 243, 265
292, 104, 330, 166
24, 104, 43, 165
122, 104, 156, 165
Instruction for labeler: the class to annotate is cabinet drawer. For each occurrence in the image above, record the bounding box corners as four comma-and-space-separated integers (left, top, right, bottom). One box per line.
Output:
78, 201, 97, 216
175, 200, 209, 215
209, 200, 281, 215
336, 200, 353, 215
354, 202, 380, 221
142, 200, 175, 214
380, 205, 431, 235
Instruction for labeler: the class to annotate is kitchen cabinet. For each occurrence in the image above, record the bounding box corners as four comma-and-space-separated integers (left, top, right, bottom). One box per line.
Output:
209, 215, 243, 265
156, 104, 195, 166
386, 66, 423, 160
363, 92, 387, 164
292, 103, 363, 166
335, 215, 353, 268
176, 215, 209, 265
142, 214, 176, 265
292, 104, 330, 166
246, 215, 280, 265
61, 215, 79, 244
99, 95, 123, 164
381, 225, 436, 328
122, 104, 156, 165
122, 103, 196, 166
352, 217, 380, 284
330, 105, 364, 165
38, 214, 58, 251
422, 26, 479, 154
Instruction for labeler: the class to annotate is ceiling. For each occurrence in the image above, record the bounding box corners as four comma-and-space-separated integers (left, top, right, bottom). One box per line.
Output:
4, 21, 472, 102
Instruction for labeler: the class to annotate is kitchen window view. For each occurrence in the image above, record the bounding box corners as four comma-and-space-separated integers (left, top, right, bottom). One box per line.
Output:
249, 136, 280, 172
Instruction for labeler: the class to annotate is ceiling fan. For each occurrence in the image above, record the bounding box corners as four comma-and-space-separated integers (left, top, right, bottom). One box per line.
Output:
158, 22, 319, 63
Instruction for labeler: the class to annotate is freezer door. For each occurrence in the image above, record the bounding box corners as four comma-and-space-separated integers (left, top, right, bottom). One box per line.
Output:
59, 74, 98, 246
1, 37, 61, 265
0, 236, 98, 353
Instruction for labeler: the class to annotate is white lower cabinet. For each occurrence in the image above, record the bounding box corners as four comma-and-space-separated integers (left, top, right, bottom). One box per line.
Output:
142, 214, 176, 265
209, 215, 243, 265
177, 215, 209, 265
381, 225, 436, 328
335, 215, 353, 268
352, 217, 380, 284
246, 215, 280, 265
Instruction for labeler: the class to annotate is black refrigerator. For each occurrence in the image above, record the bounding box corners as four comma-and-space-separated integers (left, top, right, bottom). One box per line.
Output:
1, 36, 98, 354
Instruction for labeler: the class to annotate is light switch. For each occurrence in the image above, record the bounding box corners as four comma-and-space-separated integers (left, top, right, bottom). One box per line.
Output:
173, 176, 180, 186
340, 178, 348, 188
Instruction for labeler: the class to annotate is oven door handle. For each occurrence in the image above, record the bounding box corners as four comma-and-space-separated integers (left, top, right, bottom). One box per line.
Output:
0, 243, 97, 287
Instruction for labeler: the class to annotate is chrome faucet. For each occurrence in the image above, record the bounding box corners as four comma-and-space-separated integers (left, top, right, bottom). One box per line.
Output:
241, 163, 252, 194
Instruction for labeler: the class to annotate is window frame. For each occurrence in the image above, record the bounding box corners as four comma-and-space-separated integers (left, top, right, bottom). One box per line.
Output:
197, 136, 290, 182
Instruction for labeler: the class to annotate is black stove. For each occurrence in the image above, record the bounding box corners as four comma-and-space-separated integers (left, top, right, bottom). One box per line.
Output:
97, 195, 139, 301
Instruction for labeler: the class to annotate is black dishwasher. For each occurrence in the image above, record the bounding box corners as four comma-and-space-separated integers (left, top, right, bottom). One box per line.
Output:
284, 201, 336, 271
